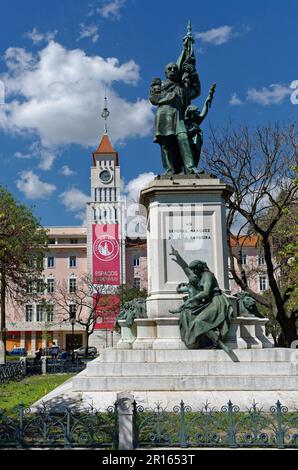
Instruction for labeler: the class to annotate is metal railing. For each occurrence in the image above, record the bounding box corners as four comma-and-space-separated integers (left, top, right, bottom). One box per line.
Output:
0, 362, 25, 384
0, 402, 118, 449
1, 397, 298, 449
0, 358, 86, 382
134, 400, 298, 449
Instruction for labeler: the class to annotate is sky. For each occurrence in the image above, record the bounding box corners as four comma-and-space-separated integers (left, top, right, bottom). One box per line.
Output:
0, 0, 297, 227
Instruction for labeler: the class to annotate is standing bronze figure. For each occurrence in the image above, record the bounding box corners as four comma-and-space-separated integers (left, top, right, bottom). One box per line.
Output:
150, 21, 216, 175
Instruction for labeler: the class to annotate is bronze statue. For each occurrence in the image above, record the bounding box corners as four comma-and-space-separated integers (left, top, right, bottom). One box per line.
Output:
150, 22, 216, 175
170, 246, 233, 352
114, 298, 147, 333
236, 292, 263, 318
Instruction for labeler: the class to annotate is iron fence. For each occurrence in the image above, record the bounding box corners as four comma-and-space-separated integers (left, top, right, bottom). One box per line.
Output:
133, 400, 298, 449
45, 358, 86, 374
0, 358, 86, 382
0, 402, 118, 449
0, 362, 24, 384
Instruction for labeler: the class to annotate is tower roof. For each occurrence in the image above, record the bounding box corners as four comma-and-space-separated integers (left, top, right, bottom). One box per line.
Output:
92, 133, 118, 166
95, 134, 115, 153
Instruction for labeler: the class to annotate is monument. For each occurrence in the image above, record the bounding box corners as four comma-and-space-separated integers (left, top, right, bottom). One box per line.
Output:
35, 22, 298, 412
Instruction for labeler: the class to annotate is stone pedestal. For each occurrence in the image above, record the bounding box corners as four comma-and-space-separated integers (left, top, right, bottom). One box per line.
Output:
132, 319, 157, 350
224, 317, 274, 350
140, 176, 233, 319
118, 316, 273, 351
153, 317, 186, 350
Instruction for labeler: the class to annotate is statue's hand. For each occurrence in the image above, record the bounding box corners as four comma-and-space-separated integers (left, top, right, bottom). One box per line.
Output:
170, 245, 179, 258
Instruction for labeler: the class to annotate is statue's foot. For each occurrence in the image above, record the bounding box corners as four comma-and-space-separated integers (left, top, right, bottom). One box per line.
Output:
218, 340, 231, 354
186, 167, 201, 176
164, 168, 175, 175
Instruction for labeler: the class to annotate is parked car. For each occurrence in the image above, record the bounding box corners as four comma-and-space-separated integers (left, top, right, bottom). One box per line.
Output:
73, 346, 97, 357
9, 347, 27, 356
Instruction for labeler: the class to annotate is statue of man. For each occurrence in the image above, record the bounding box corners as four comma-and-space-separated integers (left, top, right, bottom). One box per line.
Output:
149, 61, 201, 175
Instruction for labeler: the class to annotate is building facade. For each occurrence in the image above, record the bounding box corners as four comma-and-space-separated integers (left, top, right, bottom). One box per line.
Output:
5, 132, 148, 353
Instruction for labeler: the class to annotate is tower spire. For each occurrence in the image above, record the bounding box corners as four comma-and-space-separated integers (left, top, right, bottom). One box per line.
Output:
101, 95, 110, 135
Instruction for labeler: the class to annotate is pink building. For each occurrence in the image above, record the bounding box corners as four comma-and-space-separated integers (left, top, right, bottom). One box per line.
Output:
5, 133, 148, 353
125, 238, 148, 291
229, 235, 269, 295
6, 227, 88, 354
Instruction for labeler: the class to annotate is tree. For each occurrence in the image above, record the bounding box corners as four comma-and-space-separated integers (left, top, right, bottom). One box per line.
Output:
53, 275, 120, 355
117, 285, 147, 306
0, 186, 48, 360
203, 123, 298, 346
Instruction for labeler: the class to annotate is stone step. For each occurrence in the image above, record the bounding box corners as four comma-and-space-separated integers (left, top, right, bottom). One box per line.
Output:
99, 347, 296, 363
86, 361, 298, 377
72, 375, 298, 392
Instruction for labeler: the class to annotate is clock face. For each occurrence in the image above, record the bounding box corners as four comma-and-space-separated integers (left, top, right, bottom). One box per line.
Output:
99, 169, 112, 184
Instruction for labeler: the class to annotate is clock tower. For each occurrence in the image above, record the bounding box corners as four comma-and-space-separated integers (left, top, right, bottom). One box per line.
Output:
86, 99, 125, 335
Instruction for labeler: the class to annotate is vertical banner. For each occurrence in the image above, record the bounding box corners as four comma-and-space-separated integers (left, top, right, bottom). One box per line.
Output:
92, 224, 120, 285
94, 294, 120, 330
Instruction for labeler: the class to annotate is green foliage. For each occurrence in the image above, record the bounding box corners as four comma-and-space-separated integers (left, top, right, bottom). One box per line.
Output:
118, 285, 148, 306
0, 185, 49, 291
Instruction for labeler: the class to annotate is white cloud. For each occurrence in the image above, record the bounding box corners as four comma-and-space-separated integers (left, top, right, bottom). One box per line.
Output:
0, 41, 153, 148
16, 171, 56, 199
77, 23, 99, 43
124, 172, 155, 239
60, 187, 89, 225
124, 172, 156, 204
246, 84, 292, 105
196, 26, 234, 45
98, 0, 125, 20
38, 150, 56, 171
230, 84, 292, 106
25, 27, 57, 44
14, 141, 58, 170
14, 151, 31, 159
60, 187, 89, 211
60, 165, 76, 176
229, 93, 244, 106
196, 25, 250, 46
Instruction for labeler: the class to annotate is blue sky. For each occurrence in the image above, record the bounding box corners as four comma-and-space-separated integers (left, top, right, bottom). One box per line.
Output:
0, 0, 297, 226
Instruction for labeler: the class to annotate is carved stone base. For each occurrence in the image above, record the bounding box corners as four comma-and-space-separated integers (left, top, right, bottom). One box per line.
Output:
119, 316, 273, 350
224, 317, 273, 350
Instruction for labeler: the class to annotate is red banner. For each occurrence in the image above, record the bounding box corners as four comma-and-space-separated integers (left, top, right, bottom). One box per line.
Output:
92, 224, 120, 285
94, 294, 120, 330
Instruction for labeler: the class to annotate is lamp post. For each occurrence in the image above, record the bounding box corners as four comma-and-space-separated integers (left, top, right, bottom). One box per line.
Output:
69, 316, 76, 362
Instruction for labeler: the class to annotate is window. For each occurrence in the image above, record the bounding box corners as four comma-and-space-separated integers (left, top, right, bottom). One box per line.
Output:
49, 239, 56, 244
258, 254, 265, 265
259, 275, 267, 292
69, 278, 77, 293
69, 304, 77, 319
69, 256, 77, 268
26, 281, 33, 294
36, 279, 45, 294
133, 277, 141, 290
70, 239, 78, 244
47, 256, 55, 268
36, 256, 44, 270
25, 305, 33, 322
133, 256, 140, 267
47, 278, 54, 294
36, 305, 44, 322
240, 253, 247, 265
47, 305, 54, 322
